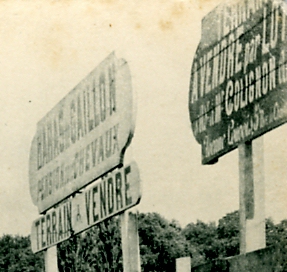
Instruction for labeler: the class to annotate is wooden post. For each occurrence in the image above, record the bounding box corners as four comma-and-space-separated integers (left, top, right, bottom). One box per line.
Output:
120, 210, 141, 272
238, 137, 266, 254
44, 246, 59, 272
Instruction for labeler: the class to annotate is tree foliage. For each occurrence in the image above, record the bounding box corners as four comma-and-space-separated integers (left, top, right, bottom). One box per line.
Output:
183, 220, 220, 265
0, 211, 287, 271
57, 216, 122, 272
58, 212, 189, 272
0, 235, 44, 272
217, 210, 239, 257
182, 210, 240, 265
265, 218, 287, 271
138, 213, 188, 272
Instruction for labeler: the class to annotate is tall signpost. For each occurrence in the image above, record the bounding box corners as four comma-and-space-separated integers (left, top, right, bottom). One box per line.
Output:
238, 138, 265, 253
121, 211, 141, 272
29, 52, 141, 271
189, 0, 287, 254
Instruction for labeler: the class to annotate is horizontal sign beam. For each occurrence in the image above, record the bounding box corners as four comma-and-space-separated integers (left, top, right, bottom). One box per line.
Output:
30, 161, 141, 253
29, 52, 135, 213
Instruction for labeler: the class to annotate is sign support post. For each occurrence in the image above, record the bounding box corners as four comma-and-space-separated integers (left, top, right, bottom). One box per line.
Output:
120, 211, 141, 272
44, 246, 59, 272
238, 137, 266, 254
29, 53, 140, 271
188, 0, 286, 256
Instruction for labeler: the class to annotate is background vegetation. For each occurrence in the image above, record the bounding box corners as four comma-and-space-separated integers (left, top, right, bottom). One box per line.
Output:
0, 211, 286, 271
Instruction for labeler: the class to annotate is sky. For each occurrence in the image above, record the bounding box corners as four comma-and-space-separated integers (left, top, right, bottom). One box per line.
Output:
0, 0, 286, 237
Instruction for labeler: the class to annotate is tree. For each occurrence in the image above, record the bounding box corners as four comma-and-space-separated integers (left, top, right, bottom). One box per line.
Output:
182, 210, 240, 265
1, 211, 287, 271
217, 210, 239, 257
0, 234, 44, 272
138, 212, 188, 272
57, 216, 122, 272
182, 220, 221, 264
54, 210, 287, 270
58, 212, 189, 272
265, 218, 287, 271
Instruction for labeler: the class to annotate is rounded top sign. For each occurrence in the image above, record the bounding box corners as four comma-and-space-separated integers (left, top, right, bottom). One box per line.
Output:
29, 52, 135, 213
189, 0, 287, 164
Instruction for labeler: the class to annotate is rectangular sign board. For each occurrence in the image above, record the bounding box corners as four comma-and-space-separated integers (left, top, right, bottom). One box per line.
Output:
29, 52, 135, 213
189, 0, 287, 164
30, 161, 141, 253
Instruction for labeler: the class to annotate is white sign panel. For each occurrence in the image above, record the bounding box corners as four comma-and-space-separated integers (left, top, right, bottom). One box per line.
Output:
29, 52, 135, 213
30, 161, 141, 253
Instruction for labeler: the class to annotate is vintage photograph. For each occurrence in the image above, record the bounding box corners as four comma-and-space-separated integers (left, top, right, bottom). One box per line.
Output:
0, 0, 286, 271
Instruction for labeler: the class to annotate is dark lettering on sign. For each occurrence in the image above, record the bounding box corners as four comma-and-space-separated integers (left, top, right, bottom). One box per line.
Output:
31, 162, 141, 253
100, 180, 107, 218
29, 53, 134, 215
41, 217, 45, 248
189, 0, 287, 164
108, 177, 114, 214
33, 201, 72, 252
84, 164, 137, 227
36, 62, 117, 171
92, 186, 99, 223
36, 123, 120, 202
46, 214, 51, 245
35, 220, 40, 250
58, 208, 63, 240
85, 190, 91, 225
115, 172, 123, 210
124, 166, 132, 206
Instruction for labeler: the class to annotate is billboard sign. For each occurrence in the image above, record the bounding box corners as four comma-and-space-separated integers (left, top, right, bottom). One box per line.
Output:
29, 52, 135, 213
30, 161, 141, 253
189, 0, 287, 164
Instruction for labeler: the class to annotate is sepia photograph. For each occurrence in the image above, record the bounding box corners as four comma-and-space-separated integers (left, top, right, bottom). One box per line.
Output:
0, 0, 286, 271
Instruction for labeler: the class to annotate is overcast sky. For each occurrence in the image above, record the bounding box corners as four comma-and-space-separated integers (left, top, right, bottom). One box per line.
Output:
0, 0, 286, 236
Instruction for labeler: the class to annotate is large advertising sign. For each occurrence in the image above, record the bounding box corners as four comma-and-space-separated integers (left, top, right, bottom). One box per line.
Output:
29, 53, 135, 213
189, 0, 287, 164
30, 161, 141, 253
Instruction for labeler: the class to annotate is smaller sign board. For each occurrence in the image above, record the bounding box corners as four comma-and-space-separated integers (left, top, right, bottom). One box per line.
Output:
29, 52, 135, 213
30, 161, 141, 253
